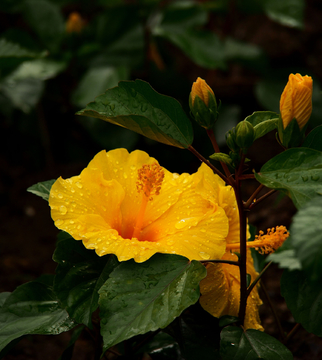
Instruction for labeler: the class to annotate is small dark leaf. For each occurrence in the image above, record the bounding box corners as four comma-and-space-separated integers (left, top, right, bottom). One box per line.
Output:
302, 125, 322, 151
27, 179, 56, 201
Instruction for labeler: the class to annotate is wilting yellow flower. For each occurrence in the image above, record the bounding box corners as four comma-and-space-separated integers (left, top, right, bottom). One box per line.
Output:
190, 77, 214, 106
49, 148, 239, 263
66, 12, 84, 34
199, 250, 263, 331
280, 73, 313, 130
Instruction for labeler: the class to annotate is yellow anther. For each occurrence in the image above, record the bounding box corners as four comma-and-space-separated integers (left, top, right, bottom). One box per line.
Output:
132, 162, 164, 240
226, 226, 289, 254
136, 162, 164, 200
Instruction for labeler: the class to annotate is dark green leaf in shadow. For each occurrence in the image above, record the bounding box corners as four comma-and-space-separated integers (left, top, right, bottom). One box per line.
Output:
288, 196, 322, 281
0, 281, 76, 351
77, 80, 193, 148
99, 254, 206, 352
72, 66, 129, 108
22, 0, 64, 52
302, 125, 322, 151
263, 0, 305, 29
53, 235, 119, 328
220, 326, 293, 360
0, 38, 45, 58
27, 179, 56, 201
165, 303, 220, 360
255, 148, 322, 209
281, 269, 322, 336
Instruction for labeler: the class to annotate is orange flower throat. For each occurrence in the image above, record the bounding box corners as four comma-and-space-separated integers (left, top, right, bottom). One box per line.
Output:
132, 163, 165, 240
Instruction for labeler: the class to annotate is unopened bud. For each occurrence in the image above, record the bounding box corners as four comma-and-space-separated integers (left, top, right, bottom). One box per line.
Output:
235, 121, 255, 152
189, 77, 218, 129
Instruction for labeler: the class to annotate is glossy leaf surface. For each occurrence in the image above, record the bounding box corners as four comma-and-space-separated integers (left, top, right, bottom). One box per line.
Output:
99, 254, 206, 352
0, 281, 75, 351
77, 80, 193, 148
53, 233, 118, 328
302, 125, 322, 151
220, 326, 293, 360
255, 148, 322, 209
281, 269, 322, 336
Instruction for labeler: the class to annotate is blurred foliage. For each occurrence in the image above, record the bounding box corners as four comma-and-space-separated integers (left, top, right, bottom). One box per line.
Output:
1, 0, 320, 172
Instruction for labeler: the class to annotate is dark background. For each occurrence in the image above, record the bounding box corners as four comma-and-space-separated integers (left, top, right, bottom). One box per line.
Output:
1, 0, 322, 358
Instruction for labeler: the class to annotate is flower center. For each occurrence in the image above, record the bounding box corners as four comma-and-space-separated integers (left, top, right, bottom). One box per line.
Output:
226, 226, 289, 254
131, 162, 164, 240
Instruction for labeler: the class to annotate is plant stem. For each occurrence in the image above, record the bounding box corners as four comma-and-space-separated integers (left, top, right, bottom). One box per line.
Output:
206, 128, 234, 184
244, 184, 265, 209
188, 145, 231, 185
283, 323, 300, 344
234, 161, 248, 324
247, 261, 272, 297
200, 259, 240, 266
261, 282, 285, 340
248, 189, 276, 210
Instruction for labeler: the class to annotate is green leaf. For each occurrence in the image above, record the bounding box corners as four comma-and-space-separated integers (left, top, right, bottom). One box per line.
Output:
166, 303, 220, 360
302, 125, 322, 151
99, 254, 206, 352
264, 0, 305, 29
138, 332, 181, 358
9, 59, 66, 81
244, 111, 279, 140
77, 80, 193, 149
0, 77, 44, 113
281, 269, 322, 336
72, 66, 129, 107
0, 38, 45, 58
255, 148, 322, 209
209, 152, 233, 166
0, 281, 76, 351
267, 249, 302, 271
53, 235, 118, 328
22, 0, 64, 52
154, 27, 226, 69
27, 179, 56, 201
0, 293, 10, 307
220, 326, 293, 360
288, 196, 322, 281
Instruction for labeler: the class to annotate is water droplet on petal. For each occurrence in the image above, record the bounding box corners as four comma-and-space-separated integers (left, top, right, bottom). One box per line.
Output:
56, 219, 64, 226
57, 193, 63, 199
123, 172, 128, 179
76, 182, 82, 188
199, 252, 210, 260
59, 205, 67, 215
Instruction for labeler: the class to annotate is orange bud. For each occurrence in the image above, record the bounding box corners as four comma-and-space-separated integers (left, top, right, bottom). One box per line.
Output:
280, 73, 313, 130
66, 12, 84, 34
191, 77, 214, 106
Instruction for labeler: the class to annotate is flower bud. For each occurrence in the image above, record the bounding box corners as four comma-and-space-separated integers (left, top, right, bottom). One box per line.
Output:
280, 73, 313, 130
189, 77, 218, 129
225, 129, 239, 152
66, 12, 84, 34
235, 121, 255, 152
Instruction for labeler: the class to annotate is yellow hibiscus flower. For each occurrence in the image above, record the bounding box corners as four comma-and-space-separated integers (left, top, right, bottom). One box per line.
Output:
199, 250, 263, 331
49, 148, 238, 263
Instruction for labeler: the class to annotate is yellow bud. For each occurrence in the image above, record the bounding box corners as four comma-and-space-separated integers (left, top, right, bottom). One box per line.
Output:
66, 12, 84, 34
191, 77, 214, 106
280, 73, 313, 130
